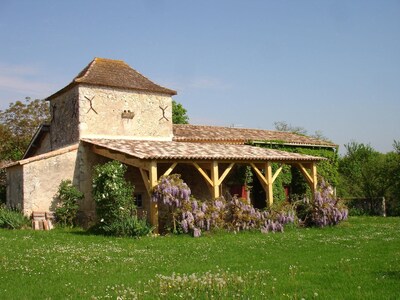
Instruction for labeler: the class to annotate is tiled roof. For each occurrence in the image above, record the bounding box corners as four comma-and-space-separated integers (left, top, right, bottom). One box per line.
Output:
4, 144, 79, 168
47, 58, 176, 100
82, 138, 325, 162
173, 124, 336, 148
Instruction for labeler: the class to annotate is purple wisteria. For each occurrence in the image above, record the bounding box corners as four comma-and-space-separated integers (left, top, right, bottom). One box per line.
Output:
297, 179, 348, 227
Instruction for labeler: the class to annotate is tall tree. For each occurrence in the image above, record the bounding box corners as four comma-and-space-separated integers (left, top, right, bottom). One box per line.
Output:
273, 121, 307, 135
0, 98, 50, 161
172, 100, 189, 124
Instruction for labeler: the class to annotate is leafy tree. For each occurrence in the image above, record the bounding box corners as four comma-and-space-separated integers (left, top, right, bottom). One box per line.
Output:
393, 140, 400, 154
274, 121, 331, 141
338, 142, 400, 215
0, 97, 50, 161
172, 100, 189, 124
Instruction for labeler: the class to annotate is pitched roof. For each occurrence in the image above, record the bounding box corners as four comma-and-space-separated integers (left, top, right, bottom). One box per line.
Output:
3, 144, 79, 168
47, 58, 176, 100
82, 138, 325, 162
173, 124, 336, 148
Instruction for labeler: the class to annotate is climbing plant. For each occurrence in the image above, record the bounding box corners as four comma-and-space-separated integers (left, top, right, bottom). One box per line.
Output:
249, 142, 339, 199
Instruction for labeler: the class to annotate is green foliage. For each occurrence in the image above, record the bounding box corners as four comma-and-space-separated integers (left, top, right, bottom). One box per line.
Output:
0, 204, 30, 229
1, 217, 400, 299
253, 143, 339, 199
172, 100, 189, 124
338, 141, 400, 216
272, 164, 292, 203
0, 98, 50, 161
54, 180, 83, 227
92, 160, 152, 236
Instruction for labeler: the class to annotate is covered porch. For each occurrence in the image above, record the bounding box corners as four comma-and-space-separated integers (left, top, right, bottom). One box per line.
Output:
82, 139, 325, 230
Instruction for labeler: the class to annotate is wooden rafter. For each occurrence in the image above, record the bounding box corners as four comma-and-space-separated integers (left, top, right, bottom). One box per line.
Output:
91, 146, 149, 170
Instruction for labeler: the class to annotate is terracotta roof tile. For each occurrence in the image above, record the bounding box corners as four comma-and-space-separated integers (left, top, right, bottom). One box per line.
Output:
173, 124, 336, 148
47, 58, 176, 99
4, 144, 79, 168
82, 139, 325, 162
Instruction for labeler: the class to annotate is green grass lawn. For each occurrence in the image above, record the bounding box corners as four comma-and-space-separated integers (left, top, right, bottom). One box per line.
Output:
0, 217, 399, 299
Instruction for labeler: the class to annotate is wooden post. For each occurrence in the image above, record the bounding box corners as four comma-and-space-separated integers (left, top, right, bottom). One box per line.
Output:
266, 162, 273, 207
311, 162, 317, 196
211, 161, 220, 198
149, 161, 159, 232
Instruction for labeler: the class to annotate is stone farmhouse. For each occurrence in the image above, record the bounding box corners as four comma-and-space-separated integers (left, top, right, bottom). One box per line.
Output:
5, 58, 336, 228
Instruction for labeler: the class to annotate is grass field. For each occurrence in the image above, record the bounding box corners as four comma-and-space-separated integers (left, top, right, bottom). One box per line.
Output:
0, 217, 399, 299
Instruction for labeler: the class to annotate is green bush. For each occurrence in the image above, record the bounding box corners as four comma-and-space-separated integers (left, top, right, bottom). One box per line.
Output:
92, 160, 153, 237
54, 180, 83, 227
0, 205, 30, 229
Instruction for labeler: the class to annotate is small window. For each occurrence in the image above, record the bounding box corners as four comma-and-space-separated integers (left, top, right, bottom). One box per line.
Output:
134, 193, 143, 208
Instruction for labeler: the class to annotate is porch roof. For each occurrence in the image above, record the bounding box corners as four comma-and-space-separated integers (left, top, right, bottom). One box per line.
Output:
82, 138, 325, 162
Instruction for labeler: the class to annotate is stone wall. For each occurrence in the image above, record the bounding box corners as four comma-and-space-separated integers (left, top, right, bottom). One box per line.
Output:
78, 85, 173, 140
49, 86, 80, 149
21, 149, 78, 216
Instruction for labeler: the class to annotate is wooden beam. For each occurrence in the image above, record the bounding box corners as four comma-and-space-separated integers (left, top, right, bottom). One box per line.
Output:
139, 168, 151, 197
211, 161, 220, 198
266, 162, 273, 207
193, 162, 213, 186
163, 162, 177, 177
148, 161, 159, 232
311, 162, 318, 194
271, 164, 283, 184
250, 163, 269, 186
217, 163, 235, 186
297, 163, 313, 185
91, 146, 149, 170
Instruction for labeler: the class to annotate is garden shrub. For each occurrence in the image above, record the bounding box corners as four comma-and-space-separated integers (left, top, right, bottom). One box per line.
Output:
0, 204, 30, 229
54, 180, 83, 227
92, 160, 153, 237
152, 174, 296, 237
296, 179, 348, 227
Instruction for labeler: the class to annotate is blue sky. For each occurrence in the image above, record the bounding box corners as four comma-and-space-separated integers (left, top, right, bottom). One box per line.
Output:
0, 0, 399, 154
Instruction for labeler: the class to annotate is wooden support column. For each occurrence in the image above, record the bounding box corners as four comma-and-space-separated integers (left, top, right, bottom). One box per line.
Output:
148, 161, 159, 232
266, 162, 273, 207
250, 162, 274, 207
311, 162, 318, 195
211, 161, 220, 198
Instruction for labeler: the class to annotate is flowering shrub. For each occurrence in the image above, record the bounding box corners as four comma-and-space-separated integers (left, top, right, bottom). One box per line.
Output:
152, 174, 191, 233
92, 161, 152, 237
152, 174, 295, 236
54, 180, 83, 227
296, 179, 348, 227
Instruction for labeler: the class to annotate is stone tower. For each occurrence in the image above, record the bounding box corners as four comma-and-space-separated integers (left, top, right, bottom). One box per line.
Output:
46, 57, 177, 151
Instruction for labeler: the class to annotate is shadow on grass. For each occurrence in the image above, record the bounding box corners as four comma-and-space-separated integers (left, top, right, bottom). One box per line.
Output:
376, 271, 400, 280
